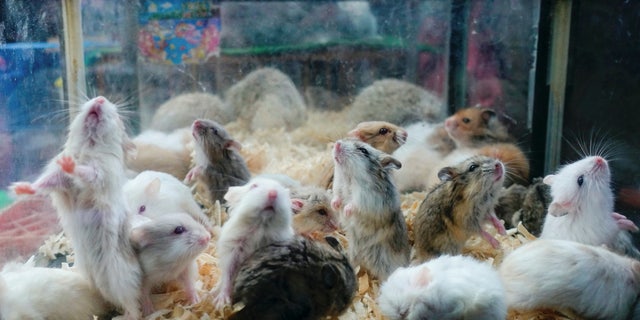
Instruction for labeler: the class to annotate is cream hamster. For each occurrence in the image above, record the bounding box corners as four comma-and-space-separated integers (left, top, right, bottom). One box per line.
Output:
378, 255, 507, 320
346, 78, 444, 126
224, 67, 307, 131
413, 156, 506, 262
331, 139, 410, 280
230, 236, 356, 320
540, 156, 640, 259
184, 119, 251, 204
10, 96, 143, 319
0, 262, 110, 320
126, 127, 192, 180
124, 170, 213, 231
130, 212, 211, 316
499, 239, 640, 320
212, 177, 295, 308
149, 92, 234, 132
290, 185, 339, 237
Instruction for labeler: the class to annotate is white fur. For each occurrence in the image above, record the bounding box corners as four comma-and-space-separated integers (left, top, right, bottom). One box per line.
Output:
0, 263, 109, 320
124, 170, 212, 230
378, 255, 507, 320
213, 177, 295, 307
133, 128, 190, 152
499, 239, 640, 319
392, 121, 443, 192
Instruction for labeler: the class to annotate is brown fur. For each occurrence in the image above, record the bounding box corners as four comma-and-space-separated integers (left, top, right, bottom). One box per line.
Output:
444, 107, 512, 147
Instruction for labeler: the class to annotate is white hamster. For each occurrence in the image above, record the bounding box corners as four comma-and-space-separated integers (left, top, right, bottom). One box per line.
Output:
499, 239, 640, 319
124, 170, 213, 231
212, 177, 295, 308
378, 255, 507, 320
0, 262, 110, 320
540, 156, 640, 258
130, 212, 211, 316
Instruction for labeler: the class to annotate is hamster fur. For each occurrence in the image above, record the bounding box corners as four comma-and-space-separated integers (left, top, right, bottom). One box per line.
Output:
378, 255, 507, 320
331, 139, 410, 280
290, 185, 339, 238
413, 156, 506, 262
130, 212, 211, 316
212, 177, 295, 308
499, 239, 640, 319
126, 127, 192, 180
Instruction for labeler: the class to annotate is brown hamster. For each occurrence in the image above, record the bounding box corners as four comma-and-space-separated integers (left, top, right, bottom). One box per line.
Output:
319, 121, 408, 190
413, 156, 506, 262
126, 128, 192, 180
290, 186, 339, 238
184, 119, 251, 204
331, 139, 410, 280
230, 236, 356, 320
444, 107, 512, 148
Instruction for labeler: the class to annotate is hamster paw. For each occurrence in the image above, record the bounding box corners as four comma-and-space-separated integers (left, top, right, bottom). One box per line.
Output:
10, 182, 36, 195
184, 166, 202, 184
213, 292, 231, 310
480, 230, 501, 249
612, 212, 639, 233
57, 156, 76, 174
331, 197, 342, 210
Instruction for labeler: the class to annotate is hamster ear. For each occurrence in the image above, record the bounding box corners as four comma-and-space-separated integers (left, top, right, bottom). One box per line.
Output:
381, 156, 402, 170
346, 128, 362, 140
437, 167, 456, 181
413, 265, 432, 287
291, 199, 304, 214
224, 139, 242, 152
481, 108, 497, 123
543, 174, 555, 186
130, 227, 150, 249
145, 178, 162, 198
224, 185, 242, 204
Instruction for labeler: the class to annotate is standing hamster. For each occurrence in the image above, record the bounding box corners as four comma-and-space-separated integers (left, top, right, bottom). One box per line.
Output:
540, 156, 640, 258
11, 96, 143, 319
130, 212, 211, 316
331, 139, 410, 280
184, 119, 251, 204
499, 239, 640, 320
413, 156, 506, 262
0, 262, 110, 320
230, 236, 356, 320
124, 170, 213, 231
290, 186, 339, 238
212, 177, 295, 308
378, 255, 507, 320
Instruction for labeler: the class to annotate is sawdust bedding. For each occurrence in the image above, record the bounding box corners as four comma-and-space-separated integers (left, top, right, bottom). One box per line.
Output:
35, 108, 579, 320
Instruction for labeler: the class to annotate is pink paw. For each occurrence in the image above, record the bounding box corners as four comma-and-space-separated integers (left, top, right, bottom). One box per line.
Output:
57, 156, 75, 174
184, 167, 202, 184
11, 182, 35, 195
213, 291, 231, 310
331, 197, 342, 210
612, 212, 639, 233
344, 203, 355, 218
480, 230, 501, 249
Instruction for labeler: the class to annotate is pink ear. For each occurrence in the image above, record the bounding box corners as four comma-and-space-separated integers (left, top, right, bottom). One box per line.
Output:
291, 199, 304, 213
145, 178, 161, 198
224, 140, 242, 152
224, 186, 242, 203
543, 174, 555, 186
548, 202, 569, 217
130, 227, 149, 249
413, 265, 432, 287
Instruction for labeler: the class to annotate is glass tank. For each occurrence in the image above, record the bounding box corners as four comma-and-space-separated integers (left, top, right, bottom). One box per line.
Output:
1, 1, 638, 319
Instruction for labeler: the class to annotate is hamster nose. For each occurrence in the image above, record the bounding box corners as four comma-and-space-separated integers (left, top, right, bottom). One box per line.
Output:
199, 235, 211, 246
94, 96, 105, 104
444, 118, 456, 129
267, 189, 278, 203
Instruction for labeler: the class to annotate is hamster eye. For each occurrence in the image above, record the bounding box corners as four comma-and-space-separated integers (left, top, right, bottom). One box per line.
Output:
462, 117, 471, 124
174, 226, 186, 234
469, 164, 479, 172
250, 183, 258, 189
317, 209, 328, 216
577, 175, 584, 187
138, 205, 146, 214
378, 127, 389, 135
357, 147, 369, 155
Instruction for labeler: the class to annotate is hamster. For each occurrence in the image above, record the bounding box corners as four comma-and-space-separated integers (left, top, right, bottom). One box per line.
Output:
290, 185, 339, 238
212, 177, 295, 308
10, 96, 143, 319
149, 92, 234, 132
126, 127, 192, 180
413, 156, 506, 262
331, 139, 410, 280
130, 212, 211, 316
540, 156, 640, 259
225, 67, 307, 131
378, 255, 507, 320
0, 262, 111, 320
443, 107, 512, 148
184, 119, 251, 204
499, 239, 640, 320
509, 177, 551, 236
320, 121, 408, 189
230, 236, 356, 320
347, 78, 444, 126
124, 170, 213, 231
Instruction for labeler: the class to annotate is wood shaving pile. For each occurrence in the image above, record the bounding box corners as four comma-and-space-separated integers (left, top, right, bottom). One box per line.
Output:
36, 108, 580, 319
